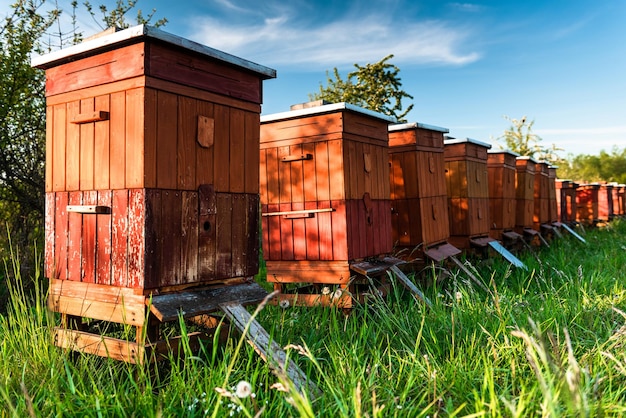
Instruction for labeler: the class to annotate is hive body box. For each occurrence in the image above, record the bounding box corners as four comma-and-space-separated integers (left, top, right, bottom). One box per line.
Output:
35, 25, 275, 360
547, 166, 559, 224
617, 185, 626, 216
556, 180, 578, 224
533, 161, 552, 232
514, 157, 538, 236
576, 183, 600, 225
597, 183, 614, 221
487, 150, 520, 242
259, 103, 395, 301
388, 122, 460, 261
443, 138, 492, 250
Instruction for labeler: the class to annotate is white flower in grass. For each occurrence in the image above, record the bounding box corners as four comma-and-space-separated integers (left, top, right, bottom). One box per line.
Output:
235, 380, 253, 398
332, 288, 343, 300
321, 286, 331, 295
279, 299, 290, 309
455, 291, 462, 302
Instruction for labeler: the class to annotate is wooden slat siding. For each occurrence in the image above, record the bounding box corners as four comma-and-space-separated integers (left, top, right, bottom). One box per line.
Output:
315, 141, 331, 202
94, 95, 111, 190
125, 88, 145, 189
259, 149, 269, 205
260, 113, 343, 144
290, 201, 307, 260
362, 143, 373, 200
109, 91, 126, 190
147, 42, 264, 105
364, 198, 375, 256
264, 147, 280, 204
44, 43, 145, 96
278, 202, 294, 260
430, 196, 450, 245
289, 144, 305, 203
345, 140, 358, 200
490, 198, 504, 229
81, 191, 98, 283
332, 200, 349, 260
65, 101, 80, 191
342, 111, 389, 142
48, 279, 145, 326
96, 190, 112, 285
303, 142, 317, 202
317, 201, 333, 260
80, 98, 95, 190
67, 192, 82, 282
304, 201, 320, 260
143, 88, 158, 189
161, 191, 183, 285
54, 192, 69, 280
244, 111, 260, 194
198, 185, 217, 280
327, 139, 345, 201
231, 194, 247, 276
177, 96, 197, 190
265, 260, 351, 284
390, 154, 404, 200
403, 151, 419, 199
127, 189, 146, 289
45, 193, 56, 278
46, 106, 54, 191
379, 143, 391, 200
181, 191, 199, 284
216, 193, 234, 278
213, 104, 230, 192
195, 100, 215, 187
246, 194, 260, 275
111, 189, 129, 287
266, 203, 282, 260
277, 145, 292, 204
395, 199, 410, 246
229, 108, 246, 193
156, 91, 178, 189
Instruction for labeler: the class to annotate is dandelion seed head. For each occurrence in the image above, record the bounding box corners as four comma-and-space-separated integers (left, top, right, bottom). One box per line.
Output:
332, 289, 343, 300
321, 286, 331, 295
279, 299, 290, 309
235, 380, 252, 398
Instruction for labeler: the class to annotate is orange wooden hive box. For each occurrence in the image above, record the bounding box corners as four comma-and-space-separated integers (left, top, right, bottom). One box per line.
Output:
259, 102, 396, 306
598, 183, 614, 221
610, 184, 621, 217
576, 183, 600, 225
547, 165, 559, 225
514, 156, 540, 239
533, 161, 552, 234
555, 180, 578, 224
617, 184, 626, 216
388, 122, 460, 262
34, 25, 276, 362
487, 150, 521, 243
443, 138, 493, 251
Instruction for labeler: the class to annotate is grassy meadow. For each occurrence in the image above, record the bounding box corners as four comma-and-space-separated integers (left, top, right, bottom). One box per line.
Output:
1, 221, 626, 417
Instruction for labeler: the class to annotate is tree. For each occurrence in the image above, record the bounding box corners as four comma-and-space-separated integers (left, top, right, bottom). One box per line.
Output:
309, 54, 414, 122
557, 147, 626, 183
497, 115, 562, 163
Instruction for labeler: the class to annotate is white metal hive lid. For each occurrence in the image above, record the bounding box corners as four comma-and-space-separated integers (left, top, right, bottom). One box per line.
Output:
388, 122, 449, 133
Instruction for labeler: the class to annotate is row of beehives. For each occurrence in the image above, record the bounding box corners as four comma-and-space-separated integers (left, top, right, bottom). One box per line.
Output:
258, 101, 626, 302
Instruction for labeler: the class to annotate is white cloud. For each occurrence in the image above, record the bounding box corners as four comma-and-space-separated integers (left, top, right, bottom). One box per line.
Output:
189, 12, 479, 69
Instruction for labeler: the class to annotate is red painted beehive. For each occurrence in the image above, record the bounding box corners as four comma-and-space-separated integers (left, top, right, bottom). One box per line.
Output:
555, 180, 578, 224
388, 122, 460, 261
598, 183, 614, 221
259, 102, 395, 304
610, 184, 621, 217
617, 185, 626, 216
533, 161, 551, 231
443, 138, 492, 250
514, 157, 538, 236
576, 183, 600, 225
547, 166, 559, 224
35, 25, 275, 360
487, 150, 519, 242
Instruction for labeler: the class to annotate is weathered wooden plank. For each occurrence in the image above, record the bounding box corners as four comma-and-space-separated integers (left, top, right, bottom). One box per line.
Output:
265, 260, 351, 284
53, 328, 143, 364
96, 191, 112, 285
45, 106, 54, 191
181, 191, 199, 284
109, 91, 126, 189
213, 104, 230, 192
177, 96, 197, 190
244, 111, 260, 194
389, 264, 432, 307
198, 184, 217, 280
291, 201, 307, 260
79, 98, 95, 190
128, 189, 146, 288
220, 302, 321, 399
216, 193, 233, 278
45, 193, 56, 279
229, 108, 246, 193
279, 202, 294, 260
231, 194, 247, 277
156, 90, 177, 189
149, 282, 268, 322
65, 101, 80, 191
196, 100, 215, 187
314, 141, 330, 202
81, 191, 98, 283
246, 194, 260, 276
67, 192, 82, 282
111, 189, 129, 287
317, 201, 333, 261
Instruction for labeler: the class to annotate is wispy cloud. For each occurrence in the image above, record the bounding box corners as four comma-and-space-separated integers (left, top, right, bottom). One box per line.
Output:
537, 126, 626, 136
448, 3, 485, 13
188, 7, 480, 69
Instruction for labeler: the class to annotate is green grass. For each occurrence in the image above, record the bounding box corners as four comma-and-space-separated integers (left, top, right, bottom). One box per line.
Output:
2, 221, 626, 416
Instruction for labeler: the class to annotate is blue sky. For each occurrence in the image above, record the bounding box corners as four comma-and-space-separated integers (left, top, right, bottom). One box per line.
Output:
3, 0, 625, 157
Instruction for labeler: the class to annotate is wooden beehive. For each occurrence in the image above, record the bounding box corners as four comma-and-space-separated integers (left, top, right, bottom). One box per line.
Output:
514, 157, 539, 238
487, 150, 520, 242
259, 102, 396, 306
576, 183, 600, 225
598, 183, 614, 221
34, 25, 276, 361
388, 122, 461, 261
533, 161, 551, 232
610, 184, 621, 217
617, 185, 626, 216
555, 180, 578, 224
547, 166, 558, 224
443, 138, 492, 250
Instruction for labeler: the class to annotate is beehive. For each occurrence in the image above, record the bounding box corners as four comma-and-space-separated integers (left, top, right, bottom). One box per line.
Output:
547, 166, 559, 224
514, 157, 539, 238
598, 183, 614, 221
34, 25, 276, 361
617, 185, 626, 216
555, 180, 578, 224
576, 183, 600, 225
533, 161, 551, 232
610, 184, 621, 217
443, 138, 492, 250
487, 150, 520, 242
259, 102, 395, 306
388, 122, 460, 261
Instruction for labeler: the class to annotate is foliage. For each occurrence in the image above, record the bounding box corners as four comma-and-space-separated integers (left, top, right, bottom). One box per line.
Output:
497, 115, 562, 163
309, 54, 414, 122
557, 146, 626, 183
3, 221, 626, 415
83, 0, 168, 31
